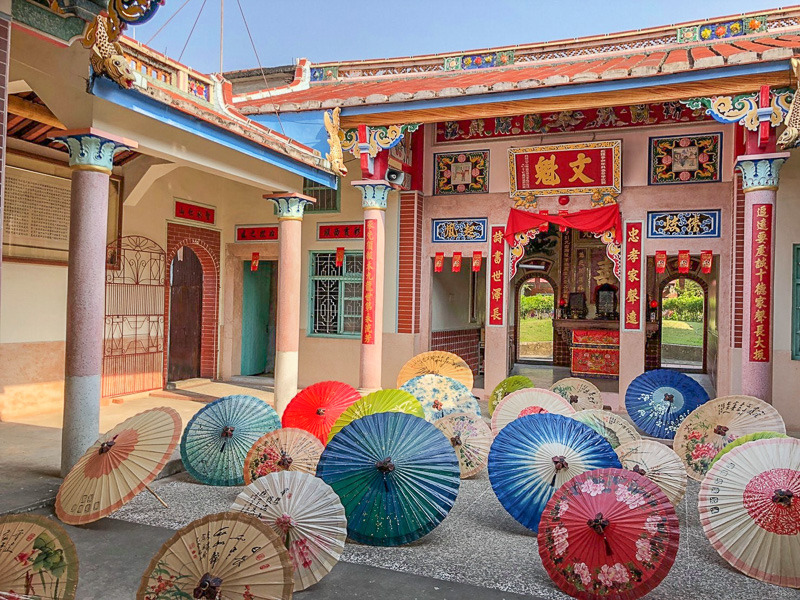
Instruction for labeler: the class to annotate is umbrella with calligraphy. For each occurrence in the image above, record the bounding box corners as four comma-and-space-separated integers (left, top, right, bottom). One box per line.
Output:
550, 377, 603, 412
710, 431, 789, 468
396, 350, 474, 390
400, 374, 481, 422
488, 413, 621, 532
434, 412, 493, 479
231, 471, 346, 591
624, 369, 709, 439
673, 395, 786, 481
491, 388, 575, 435
615, 439, 687, 506
538, 468, 680, 599
0, 514, 79, 600
489, 375, 534, 416
56, 407, 181, 525
282, 381, 361, 445
136, 511, 292, 600
243, 427, 324, 485
327, 389, 424, 443
181, 395, 281, 486
698, 437, 800, 588
571, 409, 641, 449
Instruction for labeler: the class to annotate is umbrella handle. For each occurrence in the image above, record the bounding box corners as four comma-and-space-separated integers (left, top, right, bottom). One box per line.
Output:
144, 484, 169, 509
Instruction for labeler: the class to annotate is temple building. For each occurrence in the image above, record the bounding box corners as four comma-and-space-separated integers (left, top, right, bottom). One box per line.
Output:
2, 2, 800, 472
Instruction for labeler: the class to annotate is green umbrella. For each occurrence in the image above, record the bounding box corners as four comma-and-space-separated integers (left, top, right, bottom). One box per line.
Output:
489, 375, 533, 415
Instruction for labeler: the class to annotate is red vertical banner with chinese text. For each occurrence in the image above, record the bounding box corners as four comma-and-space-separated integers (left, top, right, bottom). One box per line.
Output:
434, 253, 444, 273
452, 252, 462, 272
749, 204, 772, 362
623, 221, 643, 331
655, 250, 667, 274
362, 219, 377, 345
472, 252, 482, 272
678, 250, 690, 274
489, 226, 506, 326
251, 252, 259, 272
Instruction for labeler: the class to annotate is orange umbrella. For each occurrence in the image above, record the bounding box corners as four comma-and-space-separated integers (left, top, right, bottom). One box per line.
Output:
396, 351, 474, 390
55, 407, 181, 526
243, 427, 324, 484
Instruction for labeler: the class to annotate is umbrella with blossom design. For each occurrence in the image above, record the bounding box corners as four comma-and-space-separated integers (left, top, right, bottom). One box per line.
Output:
538, 468, 680, 599
625, 369, 709, 439
243, 427, 324, 484
400, 374, 480, 422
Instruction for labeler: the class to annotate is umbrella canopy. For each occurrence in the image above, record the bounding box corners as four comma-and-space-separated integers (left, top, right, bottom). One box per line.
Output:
282, 381, 361, 445
56, 407, 181, 525
434, 412, 493, 479
400, 374, 481, 422
489, 375, 534, 416
625, 369, 709, 439
316, 411, 460, 546
710, 431, 789, 468
491, 388, 575, 435
571, 409, 641, 449
396, 350, 474, 390
488, 414, 621, 532
550, 377, 603, 411
136, 511, 292, 600
673, 395, 786, 481
181, 395, 281, 486
0, 514, 79, 600
327, 389, 424, 443
231, 471, 346, 591
615, 439, 687, 506
243, 428, 324, 484
538, 468, 680, 599
699, 437, 800, 588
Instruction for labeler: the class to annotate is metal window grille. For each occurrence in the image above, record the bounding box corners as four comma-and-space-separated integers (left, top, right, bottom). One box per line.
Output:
302, 177, 340, 212
310, 251, 363, 336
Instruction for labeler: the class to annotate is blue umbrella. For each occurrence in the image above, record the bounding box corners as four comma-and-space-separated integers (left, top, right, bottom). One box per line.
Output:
316, 411, 460, 546
400, 374, 481, 422
488, 413, 620, 532
180, 395, 281, 486
625, 369, 710, 439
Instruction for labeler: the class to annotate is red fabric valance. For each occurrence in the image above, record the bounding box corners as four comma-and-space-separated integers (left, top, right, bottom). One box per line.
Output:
504, 204, 622, 244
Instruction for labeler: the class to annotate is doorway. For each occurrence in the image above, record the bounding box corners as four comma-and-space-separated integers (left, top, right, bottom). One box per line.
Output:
167, 246, 203, 382
660, 277, 706, 371
241, 260, 277, 376
516, 276, 555, 363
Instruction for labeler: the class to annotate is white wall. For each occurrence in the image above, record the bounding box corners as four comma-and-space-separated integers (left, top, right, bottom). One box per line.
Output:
0, 262, 67, 343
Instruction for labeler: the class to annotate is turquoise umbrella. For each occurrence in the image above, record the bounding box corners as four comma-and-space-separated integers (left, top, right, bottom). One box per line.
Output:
316, 411, 460, 546
180, 395, 281, 486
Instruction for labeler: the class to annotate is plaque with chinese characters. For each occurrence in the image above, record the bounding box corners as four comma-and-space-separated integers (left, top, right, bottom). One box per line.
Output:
647, 210, 720, 238
431, 218, 488, 243
175, 200, 215, 225
235, 225, 279, 242
318, 222, 364, 240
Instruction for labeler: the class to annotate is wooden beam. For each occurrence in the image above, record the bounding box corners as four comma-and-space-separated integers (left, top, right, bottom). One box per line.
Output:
340, 71, 792, 127
8, 95, 65, 129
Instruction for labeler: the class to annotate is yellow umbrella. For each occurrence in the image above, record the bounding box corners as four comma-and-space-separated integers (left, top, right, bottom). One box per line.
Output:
396, 351, 474, 390
136, 511, 293, 600
327, 389, 424, 443
549, 377, 603, 411
615, 439, 687, 505
491, 388, 575, 435
55, 407, 181, 525
571, 409, 640, 449
434, 412, 493, 478
243, 428, 324, 484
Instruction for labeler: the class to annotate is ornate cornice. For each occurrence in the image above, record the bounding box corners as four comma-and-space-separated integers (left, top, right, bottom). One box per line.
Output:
264, 193, 315, 221
682, 88, 792, 132
352, 180, 392, 210
735, 153, 790, 192
341, 123, 420, 159
51, 129, 136, 174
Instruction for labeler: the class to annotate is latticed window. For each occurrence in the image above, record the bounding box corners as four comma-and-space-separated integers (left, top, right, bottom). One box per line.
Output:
302, 177, 340, 212
310, 251, 363, 336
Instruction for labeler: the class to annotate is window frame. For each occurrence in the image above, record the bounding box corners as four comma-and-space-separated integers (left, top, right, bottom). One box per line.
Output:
302, 177, 341, 213
793, 244, 800, 360
308, 250, 363, 338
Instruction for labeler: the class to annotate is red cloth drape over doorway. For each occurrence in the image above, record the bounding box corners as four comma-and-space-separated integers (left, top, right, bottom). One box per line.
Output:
503, 204, 622, 244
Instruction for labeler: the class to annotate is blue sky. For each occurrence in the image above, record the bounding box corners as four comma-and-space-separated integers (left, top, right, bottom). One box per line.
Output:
132, 0, 790, 73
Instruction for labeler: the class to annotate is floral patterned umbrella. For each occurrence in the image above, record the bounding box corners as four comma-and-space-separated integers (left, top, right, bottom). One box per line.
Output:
571, 409, 641, 449
550, 377, 603, 412
400, 374, 481, 422
699, 437, 800, 588
538, 468, 679, 599
489, 375, 534, 416
396, 351, 474, 390
243, 427, 324, 484
327, 389, 424, 443
231, 471, 346, 591
615, 439, 687, 506
434, 412, 493, 478
0, 514, 79, 600
491, 388, 575, 435
282, 381, 361, 445
673, 395, 786, 481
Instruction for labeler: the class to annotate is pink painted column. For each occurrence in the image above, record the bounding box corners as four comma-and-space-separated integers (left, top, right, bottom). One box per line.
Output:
352, 180, 391, 391
53, 129, 136, 475
265, 193, 315, 415
735, 153, 788, 403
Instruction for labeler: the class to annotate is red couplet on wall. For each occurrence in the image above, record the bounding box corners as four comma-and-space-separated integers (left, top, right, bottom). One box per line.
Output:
749, 204, 773, 362
489, 226, 506, 326
236, 225, 278, 241
700, 250, 713, 274
452, 252, 462, 273
434, 252, 444, 273
655, 250, 667, 274
472, 251, 482, 272
623, 222, 643, 331
318, 223, 364, 239
362, 219, 378, 345
250, 252, 259, 272
678, 250, 690, 274
175, 200, 215, 224
335, 247, 345, 268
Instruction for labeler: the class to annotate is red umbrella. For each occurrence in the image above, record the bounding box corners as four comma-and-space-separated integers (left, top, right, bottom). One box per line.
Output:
538, 468, 679, 599
282, 381, 360, 444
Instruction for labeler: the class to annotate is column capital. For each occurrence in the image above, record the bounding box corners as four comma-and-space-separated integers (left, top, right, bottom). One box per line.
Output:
735, 152, 790, 192
352, 179, 392, 210
264, 192, 316, 221
51, 128, 137, 175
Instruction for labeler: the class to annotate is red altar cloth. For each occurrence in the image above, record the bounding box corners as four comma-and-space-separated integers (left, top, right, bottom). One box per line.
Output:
503, 204, 622, 244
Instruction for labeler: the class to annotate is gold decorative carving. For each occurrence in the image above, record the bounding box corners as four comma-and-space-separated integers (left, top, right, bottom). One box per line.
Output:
591, 190, 619, 207
324, 107, 348, 177
778, 58, 800, 150
82, 16, 135, 90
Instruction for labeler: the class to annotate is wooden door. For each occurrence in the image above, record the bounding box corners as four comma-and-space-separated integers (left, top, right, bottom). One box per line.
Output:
168, 247, 203, 381
241, 260, 276, 375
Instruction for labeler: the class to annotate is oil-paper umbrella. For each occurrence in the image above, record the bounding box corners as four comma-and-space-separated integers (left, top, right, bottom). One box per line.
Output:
538, 468, 680, 599
56, 406, 181, 525
699, 437, 800, 588
396, 350, 474, 390
316, 411, 460, 546
615, 439, 687, 505
488, 413, 621, 532
710, 431, 789, 468
625, 369, 709, 439
434, 412, 493, 478
327, 388, 424, 443
181, 395, 281, 486
400, 374, 481, 422
282, 380, 360, 445
550, 377, 603, 411
491, 388, 575, 435
489, 375, 534, 415
231, 471, 346, 591
136, 511, 292, 600
243, 427, 324, 484
572, 409, 641, 449
673, 395, 786, 481
0, 514, 79, 600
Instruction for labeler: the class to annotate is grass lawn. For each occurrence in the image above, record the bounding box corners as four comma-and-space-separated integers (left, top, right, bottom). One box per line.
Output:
519, 318, 553, 342
662, 320, 704, 346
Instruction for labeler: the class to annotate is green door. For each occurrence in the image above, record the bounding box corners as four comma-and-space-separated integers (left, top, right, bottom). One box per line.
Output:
241, 261, 276, 375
